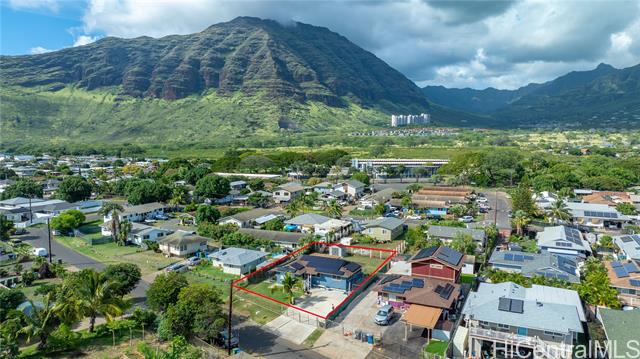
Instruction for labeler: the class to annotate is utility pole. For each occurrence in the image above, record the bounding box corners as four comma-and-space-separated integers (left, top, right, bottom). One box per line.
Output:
28, 196, 33, 225
46, 217, 53, 264
494, 190, 498, 226
227, 280, 233, 355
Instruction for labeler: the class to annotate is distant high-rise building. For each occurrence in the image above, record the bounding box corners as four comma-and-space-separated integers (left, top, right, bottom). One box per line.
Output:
391, 113, 430, 127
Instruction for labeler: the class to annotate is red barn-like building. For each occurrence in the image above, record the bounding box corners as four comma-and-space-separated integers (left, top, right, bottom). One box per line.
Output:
409, 246, 464, 283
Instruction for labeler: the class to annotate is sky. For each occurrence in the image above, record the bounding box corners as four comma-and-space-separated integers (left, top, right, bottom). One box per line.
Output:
1, 0, 639, 90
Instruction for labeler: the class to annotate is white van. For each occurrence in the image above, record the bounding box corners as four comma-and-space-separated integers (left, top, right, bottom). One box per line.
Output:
32, 247, 48, 257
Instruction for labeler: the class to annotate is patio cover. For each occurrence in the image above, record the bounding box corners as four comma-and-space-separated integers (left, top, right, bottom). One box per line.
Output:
403, 304, 442, 329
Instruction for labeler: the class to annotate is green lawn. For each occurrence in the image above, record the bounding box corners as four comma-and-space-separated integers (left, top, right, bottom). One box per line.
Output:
345, 253, 389, 275
424, 340, 448, 357
234, 279, 305, 325
460, 274, 476, 285
183, 265, 239, 297
302, 329, 324, 347
20, 278, 62, 301
55, 235, 178, 274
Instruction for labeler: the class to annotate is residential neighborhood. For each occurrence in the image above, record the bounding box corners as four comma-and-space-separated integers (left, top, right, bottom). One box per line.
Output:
1, 151, 640, 359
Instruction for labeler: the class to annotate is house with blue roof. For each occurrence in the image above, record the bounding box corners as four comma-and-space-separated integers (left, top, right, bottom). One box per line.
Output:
459, 282, 586, 359
488, 251, 581, 283
275, 254, 363, 291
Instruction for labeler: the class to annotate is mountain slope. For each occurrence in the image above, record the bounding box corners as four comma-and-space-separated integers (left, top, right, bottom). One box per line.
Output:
1, 17, 428, 112
422, 63, 640, 127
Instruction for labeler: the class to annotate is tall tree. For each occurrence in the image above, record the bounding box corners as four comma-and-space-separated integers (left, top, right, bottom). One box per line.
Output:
103, 263, 141, 297
0, 214, 15, 241
57, 176, 92, 202
17, 292, 58, 349
325, 199, 343, 218
450, 233, 477, 255
195, 205, 221, 224
116, 220, 132, 246
271, 272, 303, 304
412, 167, 428, 183
99, 202, 124, 242
1, 178, 43, 200
194, 176, 230, 199
548, 199, 571, 224
512, 210, 530, 237
397, 165, 406, 183
511, 184, 537, 216
60, 269, 127, 332
147, 272, 189, 312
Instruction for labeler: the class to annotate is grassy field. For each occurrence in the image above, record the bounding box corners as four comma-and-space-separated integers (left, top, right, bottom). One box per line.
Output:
344, 253, 390, 275
55, 234, 178, 274
233, 279, 305, 324
20, 278, 62, 301
460, 274, 476, 285
424, 340, 448, 357
183, 264, 239, 297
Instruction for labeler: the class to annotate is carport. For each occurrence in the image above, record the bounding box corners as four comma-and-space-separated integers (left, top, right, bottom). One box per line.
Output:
402, 304, 441, 341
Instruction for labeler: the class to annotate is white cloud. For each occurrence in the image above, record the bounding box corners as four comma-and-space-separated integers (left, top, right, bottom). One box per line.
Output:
78, 0, 640, 89
8, 0, 59, 12
73, 34, 99, 47
29, 46, 53, 54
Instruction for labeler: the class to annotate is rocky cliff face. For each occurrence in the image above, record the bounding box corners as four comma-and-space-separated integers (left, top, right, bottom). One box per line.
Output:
0, 17, 429, 112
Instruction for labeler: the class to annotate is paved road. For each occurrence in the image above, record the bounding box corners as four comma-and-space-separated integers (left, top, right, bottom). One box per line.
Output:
481, 191, 512, 232
234, 316, 329, 359
20, 226, 150, 301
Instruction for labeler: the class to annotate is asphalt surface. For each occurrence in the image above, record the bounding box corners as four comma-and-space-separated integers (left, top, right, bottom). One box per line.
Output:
481, 191, 512, 231
234, 316, 329, 359
18, 226, 149, 301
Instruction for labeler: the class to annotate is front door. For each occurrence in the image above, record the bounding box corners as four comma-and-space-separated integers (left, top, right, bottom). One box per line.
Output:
517, 327, 528, 336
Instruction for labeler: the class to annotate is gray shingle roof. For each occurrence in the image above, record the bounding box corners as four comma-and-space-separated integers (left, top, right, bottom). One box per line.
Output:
536, 225, 592, 253
363, 217, 404, 230
462, 282, 585, 334
489, 251, 580, 283
209, 247, 268, 266
285, 213, 331, 226
427, 225, 486, 242
238, 228, 305, 244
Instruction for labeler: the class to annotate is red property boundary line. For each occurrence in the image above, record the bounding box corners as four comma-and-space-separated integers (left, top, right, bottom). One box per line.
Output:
231, 241, 397, 320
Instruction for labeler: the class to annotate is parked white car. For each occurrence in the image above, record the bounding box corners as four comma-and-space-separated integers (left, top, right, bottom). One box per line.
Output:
476, 197, 489, 203
459, 216, 474, 223
32, 247, 48, 257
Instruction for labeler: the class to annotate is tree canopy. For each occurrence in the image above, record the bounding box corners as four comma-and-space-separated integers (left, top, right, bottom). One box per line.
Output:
57, 176, 92, 202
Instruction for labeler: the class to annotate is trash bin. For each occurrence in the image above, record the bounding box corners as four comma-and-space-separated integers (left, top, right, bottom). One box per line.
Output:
361, 332, 368, 342
354, 330, 361, 340
367, 334, 373, 344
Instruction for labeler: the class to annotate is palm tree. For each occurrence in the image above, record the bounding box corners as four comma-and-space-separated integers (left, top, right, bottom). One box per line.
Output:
169, 186, 188, 210
17, 292, 58, 350
512, 210, 531, 237
116, 220, 132, 246
397, 165, 406, 183
412, 167, 428, 183
99, 202, 124, 242
286, 200, 302, 217
271, 272, 303, 304
548, 199, 571, 224
326, 200, 343, 218
60, 269, 127, 332
380, 165, 394, 184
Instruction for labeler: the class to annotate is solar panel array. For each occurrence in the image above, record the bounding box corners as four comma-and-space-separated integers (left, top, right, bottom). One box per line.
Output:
434, 283, 455, 299
555, 241, 573, 248
620, 236, 634, 243
612, 261, 640, 279
382, 278, 425, 294
504, 253, 535, 262
437, 246, 463, 266
583, 211, 618, 219
630, 279, 640, 287
345, 262, 362, 272
498, 297, 524, 314
379, 274, 401, 285
563, 227, 583, 245
291, 262, 304, 270
413, 246, 438, 260
300, 255, 353, 276
557, 256, 578, 275
536, 271, 570, 281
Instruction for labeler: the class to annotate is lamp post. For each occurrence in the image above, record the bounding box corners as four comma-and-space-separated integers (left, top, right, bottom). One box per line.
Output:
227, 280, 233, 355
46, 216, 53, 264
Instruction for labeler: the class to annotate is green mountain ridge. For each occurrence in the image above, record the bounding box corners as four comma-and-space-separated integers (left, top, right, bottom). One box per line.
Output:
422, 63, 640, 127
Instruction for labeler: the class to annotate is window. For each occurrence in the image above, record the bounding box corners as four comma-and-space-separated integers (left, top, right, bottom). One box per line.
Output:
479, 321, 490, 326
544, 331, 564, 337
143, 235, 149, 240
430, 263, 443, 269
158, 233, 164, 237
497, 324, 510, 330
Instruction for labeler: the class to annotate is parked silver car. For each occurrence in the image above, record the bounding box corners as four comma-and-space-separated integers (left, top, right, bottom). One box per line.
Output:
374, 305, 394, 325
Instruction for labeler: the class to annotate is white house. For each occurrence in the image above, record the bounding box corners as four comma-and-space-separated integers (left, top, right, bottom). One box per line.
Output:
272, 182, 305, 203
335, 180, 366, 199
105, 202, 167, 223
100, 221, 172, 245
219, 208, 285, 228
158, 231, 208, 257
209, 247, 268, 275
